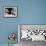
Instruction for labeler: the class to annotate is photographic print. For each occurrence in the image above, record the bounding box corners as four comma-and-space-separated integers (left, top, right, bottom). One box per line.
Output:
4, 6, 17, 17
18, 25, 46, 41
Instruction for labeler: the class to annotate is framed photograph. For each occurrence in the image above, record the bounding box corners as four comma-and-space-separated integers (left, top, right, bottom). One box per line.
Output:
4, 6, 17, 17
18, 24, 46, 42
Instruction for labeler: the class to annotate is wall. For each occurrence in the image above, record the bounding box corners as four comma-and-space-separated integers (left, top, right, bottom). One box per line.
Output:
18, 0, 46, 24
0, 0, 18, 44
0, 0, 46, 45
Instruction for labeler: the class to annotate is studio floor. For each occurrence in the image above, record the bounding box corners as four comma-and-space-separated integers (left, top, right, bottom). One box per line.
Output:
19, 40, 46, 46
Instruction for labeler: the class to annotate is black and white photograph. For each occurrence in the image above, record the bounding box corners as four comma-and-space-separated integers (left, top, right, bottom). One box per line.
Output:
18, 25, 46, 46
18, 25, 46, 41
4, 7, 17, 17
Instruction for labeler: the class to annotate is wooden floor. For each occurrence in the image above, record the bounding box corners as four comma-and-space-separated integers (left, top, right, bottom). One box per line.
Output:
0, 41, 46, 46
19, 39, 46, 46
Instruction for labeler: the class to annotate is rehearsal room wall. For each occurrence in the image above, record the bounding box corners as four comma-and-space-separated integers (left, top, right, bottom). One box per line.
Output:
0, 0, 46, 46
